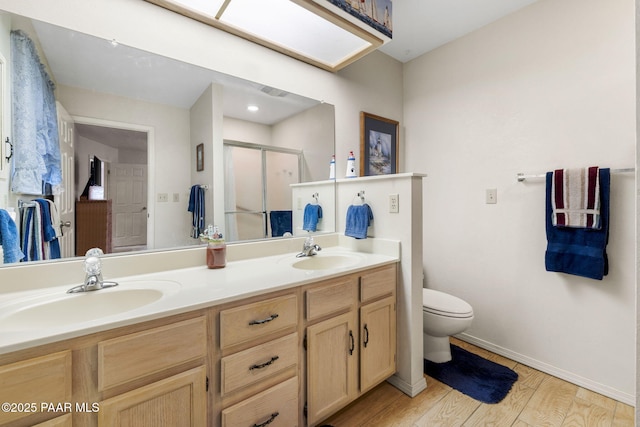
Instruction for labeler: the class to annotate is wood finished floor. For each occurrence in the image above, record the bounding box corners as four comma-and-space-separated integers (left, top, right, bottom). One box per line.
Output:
321, 338, 635, 427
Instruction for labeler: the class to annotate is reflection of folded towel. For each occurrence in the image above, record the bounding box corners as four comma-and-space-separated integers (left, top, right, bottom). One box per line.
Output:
545, 169, 610, 280
270, 210, 292, 237
0, 209, 24, 263
551, 167, 601, 229
345, 204, 373, 239
303, 203, 323, 232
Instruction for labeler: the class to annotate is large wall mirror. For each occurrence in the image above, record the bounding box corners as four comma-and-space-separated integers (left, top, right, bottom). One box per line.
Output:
0, 10, 336, 267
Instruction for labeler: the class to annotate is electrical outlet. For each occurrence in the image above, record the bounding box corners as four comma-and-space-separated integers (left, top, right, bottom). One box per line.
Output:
389, 194, 399, 213
157, 193, 168, 202
486, 188, 497, 204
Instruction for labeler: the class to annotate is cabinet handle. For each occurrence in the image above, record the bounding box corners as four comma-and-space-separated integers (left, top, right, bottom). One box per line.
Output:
248, 314, 279, 325
249, 356, 279, 371
349, 330, 354, 355
363, 324, 369, 348
253, 412, 279, 427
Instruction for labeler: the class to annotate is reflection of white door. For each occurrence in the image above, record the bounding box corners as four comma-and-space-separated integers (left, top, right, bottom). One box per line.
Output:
55, 102, 75, 258
110, 163, 147, 248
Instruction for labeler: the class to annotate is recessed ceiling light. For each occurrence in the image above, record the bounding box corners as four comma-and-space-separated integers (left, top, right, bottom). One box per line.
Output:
247, 105, 259, 112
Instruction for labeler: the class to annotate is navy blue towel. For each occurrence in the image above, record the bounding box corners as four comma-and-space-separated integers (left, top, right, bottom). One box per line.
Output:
545, 168, 610, 280
270, 210, 292, 237
345, 204, 373, 239
188, 185, 205, 238
303, 203, 323, 232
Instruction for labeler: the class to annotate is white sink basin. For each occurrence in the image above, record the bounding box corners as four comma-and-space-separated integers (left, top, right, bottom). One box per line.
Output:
0, 280, 181, 330
292, 254, 362, 270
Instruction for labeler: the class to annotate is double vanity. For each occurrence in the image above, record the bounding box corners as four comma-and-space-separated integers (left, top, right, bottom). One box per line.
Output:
0, 240, 399, 427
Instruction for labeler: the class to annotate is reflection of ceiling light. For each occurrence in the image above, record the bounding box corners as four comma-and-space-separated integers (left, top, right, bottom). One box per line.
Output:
110, 39, 119, 47
144, 0, 390, 72
247, 105, 259, 112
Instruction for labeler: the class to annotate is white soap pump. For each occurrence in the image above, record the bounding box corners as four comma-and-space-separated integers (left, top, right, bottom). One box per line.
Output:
329, 154, 336, 180
345, 151, 357, 178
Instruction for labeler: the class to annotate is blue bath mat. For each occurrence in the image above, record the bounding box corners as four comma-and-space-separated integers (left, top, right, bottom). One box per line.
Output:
424, 344, 518, 404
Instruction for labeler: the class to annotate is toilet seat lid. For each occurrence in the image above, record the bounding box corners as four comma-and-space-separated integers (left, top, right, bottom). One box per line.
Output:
423, 288, 473, 318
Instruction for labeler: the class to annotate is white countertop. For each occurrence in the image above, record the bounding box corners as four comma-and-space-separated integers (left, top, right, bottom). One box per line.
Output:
0, 246, 398, 355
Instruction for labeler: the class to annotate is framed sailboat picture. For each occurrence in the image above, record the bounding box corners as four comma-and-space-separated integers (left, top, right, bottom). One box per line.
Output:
360, 112, 399, 176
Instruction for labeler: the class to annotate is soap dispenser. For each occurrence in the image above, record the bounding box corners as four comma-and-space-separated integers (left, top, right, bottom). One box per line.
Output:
201, 225, 226, 269
329, 155, 336, 180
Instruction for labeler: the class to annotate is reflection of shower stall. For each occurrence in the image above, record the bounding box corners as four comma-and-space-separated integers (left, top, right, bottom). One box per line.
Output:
224, 141, 303, 241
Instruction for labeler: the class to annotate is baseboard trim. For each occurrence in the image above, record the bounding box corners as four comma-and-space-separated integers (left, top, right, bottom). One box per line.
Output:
386, 374, 427, 398
456, 333, 635, 406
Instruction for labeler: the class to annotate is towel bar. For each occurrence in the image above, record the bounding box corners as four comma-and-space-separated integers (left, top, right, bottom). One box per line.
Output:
517, 167, 635, 182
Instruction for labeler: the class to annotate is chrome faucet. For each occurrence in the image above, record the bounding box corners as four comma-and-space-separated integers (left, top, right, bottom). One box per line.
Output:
297, 236, 322, 258
67, 248, 119, 293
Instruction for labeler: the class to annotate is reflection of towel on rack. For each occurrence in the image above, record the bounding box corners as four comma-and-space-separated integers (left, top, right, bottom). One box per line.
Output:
188, 185, 205, 238
35, 199, 60, 259
345, 204, 373, 239
551, 167, 602, 229
303, 203, 323, 232
270, 210, 292, 237
0, 209, 24, 263
545, 169, 610, 280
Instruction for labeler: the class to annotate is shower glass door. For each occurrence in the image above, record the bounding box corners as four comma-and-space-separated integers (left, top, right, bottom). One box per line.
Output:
224, 141, 302, 242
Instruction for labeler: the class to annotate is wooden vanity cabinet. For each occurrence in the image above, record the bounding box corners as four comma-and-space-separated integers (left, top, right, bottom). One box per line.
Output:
0, 351, 72, 426
305, 264, 397, 427
0, 261, 397, 427
218, 292, 300, 427
97, 317, 208, 426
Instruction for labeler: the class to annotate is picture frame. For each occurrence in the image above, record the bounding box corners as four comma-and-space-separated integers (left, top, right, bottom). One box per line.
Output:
196, 143, 204, 171
360, 112, 399, 176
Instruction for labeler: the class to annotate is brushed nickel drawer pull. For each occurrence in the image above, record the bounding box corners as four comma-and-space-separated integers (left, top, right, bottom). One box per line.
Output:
249, 356, 279, 371
249, 314, 279, 325
253, 412, 279, 427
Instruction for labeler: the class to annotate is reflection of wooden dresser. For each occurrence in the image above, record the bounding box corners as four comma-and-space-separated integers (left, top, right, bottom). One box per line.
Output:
76, 200, 112, 255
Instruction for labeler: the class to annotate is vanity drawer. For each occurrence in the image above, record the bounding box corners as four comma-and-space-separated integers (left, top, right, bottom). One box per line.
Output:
221, 333, 298, 397
306, 276, 358, 321
220, 294, 297, 349
0, 351, 72, 424
98, 316, 207, 391
221, 376, 298, 427
360, 264, 397, 303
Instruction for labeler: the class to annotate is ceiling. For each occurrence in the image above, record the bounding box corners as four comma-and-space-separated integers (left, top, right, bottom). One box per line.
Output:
29, 0, 541, 148
378, 0, 541, 63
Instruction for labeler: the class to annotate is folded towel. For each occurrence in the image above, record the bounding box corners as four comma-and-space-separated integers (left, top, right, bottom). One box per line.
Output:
0, 209, 24, 263
551, 167, 601, 229
303, 203, 323, 232
345, 204, 373, 239
545, 168, 610, 280
270, 210, 292, 237
188, 185, 205, 238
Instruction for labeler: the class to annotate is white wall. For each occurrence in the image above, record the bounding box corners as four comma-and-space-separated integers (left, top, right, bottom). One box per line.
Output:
405, 0, 635, 403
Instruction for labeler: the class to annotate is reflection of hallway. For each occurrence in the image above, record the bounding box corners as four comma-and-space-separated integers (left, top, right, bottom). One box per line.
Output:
75, 123, 148, 253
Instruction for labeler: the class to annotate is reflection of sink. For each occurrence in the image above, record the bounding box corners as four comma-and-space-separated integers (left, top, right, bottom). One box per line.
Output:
0, 280, 180, 330
292, 254, 361, 270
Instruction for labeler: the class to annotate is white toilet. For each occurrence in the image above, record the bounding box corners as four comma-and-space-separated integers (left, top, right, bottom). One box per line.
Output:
422, 288, 474, 363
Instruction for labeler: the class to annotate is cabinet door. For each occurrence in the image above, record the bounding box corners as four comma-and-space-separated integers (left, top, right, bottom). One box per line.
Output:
98, 366, 207, 427
360, 296, 396, 393
306, 311, 357, 426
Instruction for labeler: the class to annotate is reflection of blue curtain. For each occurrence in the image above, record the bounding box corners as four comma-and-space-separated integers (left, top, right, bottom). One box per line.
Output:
10, 30, 61, 195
